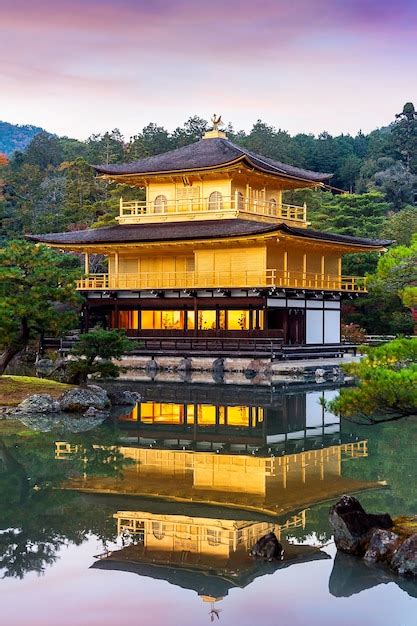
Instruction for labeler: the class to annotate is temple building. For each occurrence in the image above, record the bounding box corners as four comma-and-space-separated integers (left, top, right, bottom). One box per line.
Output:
30, 121, 390, 350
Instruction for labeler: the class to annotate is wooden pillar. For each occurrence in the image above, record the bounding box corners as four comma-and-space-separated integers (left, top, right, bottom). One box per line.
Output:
302, 252, 307, 286
84, 253, 90, 275
283, 250, 288, 287
321, 254, 325, 289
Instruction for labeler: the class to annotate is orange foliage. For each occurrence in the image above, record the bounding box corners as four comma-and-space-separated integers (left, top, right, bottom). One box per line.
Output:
0, 153, 8, 167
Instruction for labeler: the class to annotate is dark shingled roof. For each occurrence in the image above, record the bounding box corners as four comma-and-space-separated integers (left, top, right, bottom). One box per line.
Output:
27, 219, 392, 248
93, 137, 331, 183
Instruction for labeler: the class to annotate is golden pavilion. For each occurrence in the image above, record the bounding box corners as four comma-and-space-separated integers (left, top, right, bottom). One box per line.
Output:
31, 120, 390, 351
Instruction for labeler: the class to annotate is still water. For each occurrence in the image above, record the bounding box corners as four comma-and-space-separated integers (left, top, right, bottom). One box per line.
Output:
1, 382, 416, 626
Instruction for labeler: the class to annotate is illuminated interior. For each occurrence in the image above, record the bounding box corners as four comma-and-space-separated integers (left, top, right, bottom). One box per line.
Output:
116, 309, 264, 331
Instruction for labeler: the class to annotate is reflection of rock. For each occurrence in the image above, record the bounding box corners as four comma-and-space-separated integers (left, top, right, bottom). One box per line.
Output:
391, 534, 417, 576
16, 394, 60, 414
364, 529, 401, 564
329, 551, 417, 599
107, 390, 141, 406
329, 495, 393, 555
249, 532, 283, 561
59, 385, 110, 412
18, 413, 106, 433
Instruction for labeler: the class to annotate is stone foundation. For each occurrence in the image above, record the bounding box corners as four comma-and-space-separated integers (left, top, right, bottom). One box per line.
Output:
114, 354, 353, 384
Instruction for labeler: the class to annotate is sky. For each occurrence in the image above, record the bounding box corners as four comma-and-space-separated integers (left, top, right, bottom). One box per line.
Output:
1, 0, 417, 140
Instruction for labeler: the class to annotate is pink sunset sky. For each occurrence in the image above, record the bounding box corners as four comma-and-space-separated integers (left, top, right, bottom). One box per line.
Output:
1, 0, 416, 139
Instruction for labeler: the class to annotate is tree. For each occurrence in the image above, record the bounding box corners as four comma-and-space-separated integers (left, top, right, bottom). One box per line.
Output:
325, 339, 417, 421
368, 237, 417, 317
381, 206, 417, 246
0, 241, 82, 374
67, 328, 133, 384
392, 102, 417, 173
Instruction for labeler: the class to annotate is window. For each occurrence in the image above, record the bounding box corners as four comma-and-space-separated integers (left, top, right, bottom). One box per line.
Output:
207, 529, 221, 546
208, 191, 223, 211
118, 310, 139, 329
141, 310, 185, 330
236, 191, 244, 210
268, 198, 277, 215
227, 310, 250, 330
152, 522, 165, 540
154, 194, 168, 213
198, 310, 217, 330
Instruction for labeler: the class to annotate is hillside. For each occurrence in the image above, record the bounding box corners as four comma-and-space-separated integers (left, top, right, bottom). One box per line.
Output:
0, 121, 44, 155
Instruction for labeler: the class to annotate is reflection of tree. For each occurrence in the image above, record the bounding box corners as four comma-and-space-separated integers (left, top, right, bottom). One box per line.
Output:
0, 425, 130, 579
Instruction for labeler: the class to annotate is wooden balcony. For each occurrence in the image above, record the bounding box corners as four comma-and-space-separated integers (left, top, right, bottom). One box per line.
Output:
117, 195, 307, 224
77, 269, 367, 293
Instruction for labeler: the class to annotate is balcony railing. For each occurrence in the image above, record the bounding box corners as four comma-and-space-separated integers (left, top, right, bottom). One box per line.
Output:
77, 270, 367, 292
118, 195, 307, 223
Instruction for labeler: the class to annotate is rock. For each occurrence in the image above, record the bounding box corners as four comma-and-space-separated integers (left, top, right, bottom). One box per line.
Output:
59, 385, 110, 412
35, 358, 55, 377
107, 390, 141, 406
16, 394, 60, 414
315, 368, 326, 378
390, 534, 417, 576
363, 529, 401, 563
249, 532, 284, 561
329, 495, 393, 555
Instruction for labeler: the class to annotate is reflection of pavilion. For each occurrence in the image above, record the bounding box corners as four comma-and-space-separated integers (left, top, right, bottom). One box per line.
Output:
91, 508, 330, 602
115, 388, 349, 453
56, 439, 370, 517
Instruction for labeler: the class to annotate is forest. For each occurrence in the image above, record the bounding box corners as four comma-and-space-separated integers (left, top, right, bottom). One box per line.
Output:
0, 104, 416, 336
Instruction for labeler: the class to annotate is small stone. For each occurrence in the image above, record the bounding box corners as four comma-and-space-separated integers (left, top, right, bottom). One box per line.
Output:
390, 534, 417, 576
364, 529, 401, 563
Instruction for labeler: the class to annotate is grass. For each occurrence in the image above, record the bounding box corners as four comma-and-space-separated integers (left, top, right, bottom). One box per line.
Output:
0, 375, 72, 406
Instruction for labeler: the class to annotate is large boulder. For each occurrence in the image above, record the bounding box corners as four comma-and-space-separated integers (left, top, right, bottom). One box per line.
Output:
363, 529, 401, 564
59, 385, 110, 412
390, 534, 417, 576
16, 394, 60, 414
329, 495, 393, 555
107, 390, 141, 406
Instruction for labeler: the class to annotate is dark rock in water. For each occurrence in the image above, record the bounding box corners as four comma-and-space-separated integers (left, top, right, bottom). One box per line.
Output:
364, 529, 401, 564
16, 394, 60, 414
390, 534, 417, 576
329, 495, 393, 555
59, 385, 110, 412
107, 390, 141, 406
250, 532, 283, 561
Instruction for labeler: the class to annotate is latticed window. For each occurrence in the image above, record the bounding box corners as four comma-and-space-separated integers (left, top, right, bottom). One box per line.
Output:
154, 195, 168, 213
208, 191, 223, 210
207, 528, 221, 546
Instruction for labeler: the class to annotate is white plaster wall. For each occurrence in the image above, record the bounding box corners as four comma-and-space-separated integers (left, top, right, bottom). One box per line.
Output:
306, 309, 323, 344
324, 310, 341, 343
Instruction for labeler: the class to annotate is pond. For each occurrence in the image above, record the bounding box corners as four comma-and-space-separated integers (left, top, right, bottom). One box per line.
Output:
0, 382, 416, 626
